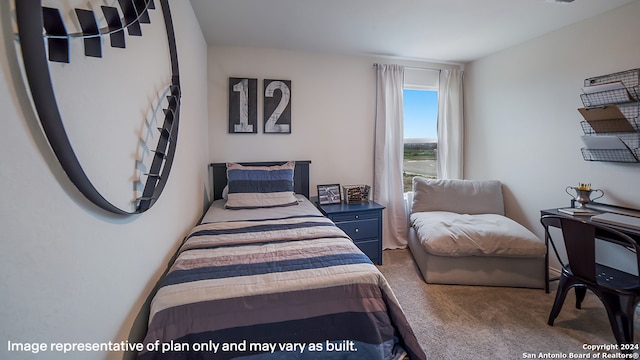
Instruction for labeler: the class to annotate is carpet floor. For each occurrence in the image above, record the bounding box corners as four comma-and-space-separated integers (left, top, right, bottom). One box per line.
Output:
377, 249, 640, 359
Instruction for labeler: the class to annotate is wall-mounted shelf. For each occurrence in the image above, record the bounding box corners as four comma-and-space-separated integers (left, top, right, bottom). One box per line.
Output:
578, 68, 640, 163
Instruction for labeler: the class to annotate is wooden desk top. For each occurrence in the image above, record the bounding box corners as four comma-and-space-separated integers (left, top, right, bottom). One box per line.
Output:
541, 206, 640, 239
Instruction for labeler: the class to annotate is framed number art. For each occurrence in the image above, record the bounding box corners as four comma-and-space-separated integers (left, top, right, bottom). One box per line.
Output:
264, 79, 291, 133
229, 77, 257, 133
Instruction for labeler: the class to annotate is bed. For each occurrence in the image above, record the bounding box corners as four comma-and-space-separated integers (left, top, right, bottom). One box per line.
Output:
137, 161, 425, 360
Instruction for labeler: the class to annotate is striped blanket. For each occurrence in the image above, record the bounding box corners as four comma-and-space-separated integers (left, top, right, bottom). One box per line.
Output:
138, 215, 425, 360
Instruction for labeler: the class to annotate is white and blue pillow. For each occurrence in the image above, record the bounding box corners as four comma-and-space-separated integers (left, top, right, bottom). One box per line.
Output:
224, 161, 298, 209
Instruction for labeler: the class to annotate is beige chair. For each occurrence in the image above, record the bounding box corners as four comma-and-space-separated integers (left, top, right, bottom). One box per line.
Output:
407, 177, 546, 288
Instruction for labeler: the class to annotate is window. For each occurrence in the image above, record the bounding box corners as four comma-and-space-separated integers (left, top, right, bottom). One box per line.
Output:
403, 88, 438, 192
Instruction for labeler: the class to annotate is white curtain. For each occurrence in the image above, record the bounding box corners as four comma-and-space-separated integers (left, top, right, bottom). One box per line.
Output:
374, 64, 407, 249
437, 68, 464, 180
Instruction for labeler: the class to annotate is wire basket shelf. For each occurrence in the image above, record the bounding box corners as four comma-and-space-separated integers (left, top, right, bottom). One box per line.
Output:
581, 148, 640, 163
581, 120, 640, 135
580, 102, 640, 134
581, 69, 640, 107
578, 69, 640, 163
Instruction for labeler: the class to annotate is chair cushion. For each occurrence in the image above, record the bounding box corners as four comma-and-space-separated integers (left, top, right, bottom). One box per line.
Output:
410, 211, 546, 257
411, 177, 504, 215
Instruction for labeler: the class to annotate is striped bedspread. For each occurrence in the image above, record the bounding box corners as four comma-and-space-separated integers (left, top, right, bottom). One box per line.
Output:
138, 215, 425, 360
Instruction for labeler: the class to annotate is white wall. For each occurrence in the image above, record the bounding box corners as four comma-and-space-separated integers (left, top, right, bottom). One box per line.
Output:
208, 46, 459, 196
465, 2, 640, 268
0, 2, 208, 359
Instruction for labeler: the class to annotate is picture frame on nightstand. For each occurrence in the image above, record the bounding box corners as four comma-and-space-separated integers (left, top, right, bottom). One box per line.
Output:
317, 184, 341, 205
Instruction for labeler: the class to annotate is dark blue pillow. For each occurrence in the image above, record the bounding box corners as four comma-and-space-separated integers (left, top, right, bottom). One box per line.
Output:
225, 161, 298, 209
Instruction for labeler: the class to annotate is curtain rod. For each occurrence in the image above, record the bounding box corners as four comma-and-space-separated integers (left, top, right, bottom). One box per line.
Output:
373, 63, 441, 72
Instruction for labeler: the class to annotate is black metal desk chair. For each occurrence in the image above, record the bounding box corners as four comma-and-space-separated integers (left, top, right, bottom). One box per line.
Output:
541, 215, 640, 345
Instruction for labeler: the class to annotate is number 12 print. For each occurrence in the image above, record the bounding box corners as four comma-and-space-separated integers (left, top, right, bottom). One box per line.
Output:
264, 79, 291, 134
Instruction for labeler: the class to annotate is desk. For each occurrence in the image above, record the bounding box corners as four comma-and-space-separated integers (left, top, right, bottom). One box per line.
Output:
540, 205, 640, 293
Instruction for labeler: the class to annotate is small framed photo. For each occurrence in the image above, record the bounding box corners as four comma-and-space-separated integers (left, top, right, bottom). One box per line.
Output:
317, 184, 341, 205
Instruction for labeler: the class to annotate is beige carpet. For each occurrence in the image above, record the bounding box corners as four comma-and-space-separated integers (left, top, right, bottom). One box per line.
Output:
378, 249, 640, 359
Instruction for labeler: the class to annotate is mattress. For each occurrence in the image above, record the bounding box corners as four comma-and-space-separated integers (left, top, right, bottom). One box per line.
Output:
138, 196, 425, 359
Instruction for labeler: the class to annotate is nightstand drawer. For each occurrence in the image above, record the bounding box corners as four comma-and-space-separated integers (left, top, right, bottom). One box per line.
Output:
336, 219, 378, 240
354, 239, 380, 263
331, 211, 378, 223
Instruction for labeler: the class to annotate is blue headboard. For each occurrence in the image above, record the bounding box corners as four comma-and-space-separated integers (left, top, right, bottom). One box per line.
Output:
209, 161, 311, 201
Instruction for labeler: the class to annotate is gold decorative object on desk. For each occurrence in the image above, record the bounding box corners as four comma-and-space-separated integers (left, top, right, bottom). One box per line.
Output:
566, 182, 604, 209
578, 183, 591, 191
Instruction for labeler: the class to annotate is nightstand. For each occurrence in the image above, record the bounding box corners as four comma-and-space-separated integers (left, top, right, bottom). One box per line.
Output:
317, 201, 385, 265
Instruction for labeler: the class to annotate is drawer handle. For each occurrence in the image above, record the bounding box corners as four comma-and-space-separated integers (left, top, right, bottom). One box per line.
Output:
354, 228, 359, 233
355, 215, 359, 219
